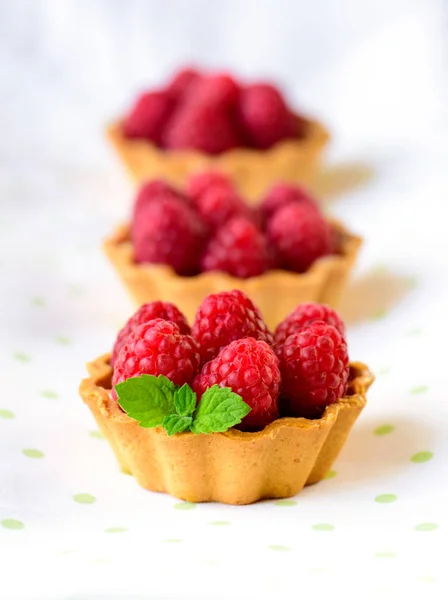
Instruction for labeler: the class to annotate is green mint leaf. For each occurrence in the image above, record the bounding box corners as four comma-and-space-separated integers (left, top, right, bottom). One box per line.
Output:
190, 385, 251, 434
115, 374, 176, 428
173, 384, 197, 417
162, 414, 192, 436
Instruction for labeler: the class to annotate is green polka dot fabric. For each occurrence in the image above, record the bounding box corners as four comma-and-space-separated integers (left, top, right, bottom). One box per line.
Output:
1, 30, 446, 599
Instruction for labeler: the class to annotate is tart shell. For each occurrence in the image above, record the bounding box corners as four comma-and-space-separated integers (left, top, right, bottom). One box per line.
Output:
103, 220, 362, 330
107, 118, 329, 201
79, 355, 373, 505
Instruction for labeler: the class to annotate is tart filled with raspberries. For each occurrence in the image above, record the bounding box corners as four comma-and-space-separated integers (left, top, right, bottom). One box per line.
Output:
104, 173, 362, 328
107, 67, 329, 199
80, 292, 373, 505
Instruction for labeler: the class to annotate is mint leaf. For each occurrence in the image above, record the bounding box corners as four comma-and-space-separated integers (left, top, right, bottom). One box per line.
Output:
190, 385, 251, 434
115, 374, 176, 428
173, 384, 197, 417
162, 414, 192, 436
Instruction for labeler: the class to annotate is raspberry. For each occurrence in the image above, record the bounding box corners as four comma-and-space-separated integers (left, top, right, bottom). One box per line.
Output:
192, 74, 240, 109
192, 290, 273, 363
111, 302, 191, 367
132, 196, 205, 275
266, 203, 332, 273
133, 180, 189, 219
194, 185, 251, 232
238, 84, 297, 149
167, 68, 201, 102
112, 319, 201, 396
201, 216, 272, 279
260, 183, 317, 225
187, 171, 234, 201
275, 303, 345, 345
163, 102, 240, 155
276, 321, 349, 419
193, 338, 280, 430
122, 91, 174, 144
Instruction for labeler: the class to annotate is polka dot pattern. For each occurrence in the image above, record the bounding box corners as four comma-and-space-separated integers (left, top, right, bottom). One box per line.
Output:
411, 451, 433, 463
415, 523, 438, 532
2, 519, 24, 530
375, 494, 398, 504
22, 449, 44, 459
374, 424, 394, 436
73, 493, 96, 504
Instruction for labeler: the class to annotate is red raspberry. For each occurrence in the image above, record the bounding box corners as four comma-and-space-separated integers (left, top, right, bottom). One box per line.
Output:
276, 321, 349, 419
194, 185, 251, 232
132, 196, 205, 275
187, 171, 234, 201
266, 202, 332, 273
133, 180, 189, 219
260, 183, 317, 225
163, 102, 240, 155
111, 302, 191, 367
238, 84, 297, 149
201, 216, 272, 279
112, 319, 201, 397
275, 303, 345, 346
193, 338, 280, 430
167, 68, 201, 102
192, 290, 273, 363
122, 91, 174, 144
192, 74, 240, 109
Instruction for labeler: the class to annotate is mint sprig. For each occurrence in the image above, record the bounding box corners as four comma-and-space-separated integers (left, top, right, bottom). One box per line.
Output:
115, 374, 176, 428
114, 375, 251, 436
190, 385, 251, 434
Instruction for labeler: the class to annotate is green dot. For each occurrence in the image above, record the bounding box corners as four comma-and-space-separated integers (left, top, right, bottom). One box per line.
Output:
269, 545, 290, 551
312, 523, 335, 531
55, 335, 71, 345
274, 499, 298, 507
173, 502, 196, 510
376, 366, 390, 376
374, 424, 395, 436
375, 494, 398, 503
164, 538, 183, 543
411, 451, 433, 463
209, 520, 231, 526
407, 328, 421, 336
374, 551, 396, 558
410, 385, 429, 395
418, 575, 436, 583
73, 493, 96, 504
90, 430, 104, 440
0, 409, 15, 419
31, 296, 46, 307
324, 470, 337, 479
371, 264, 388, 275
105, 527, 127, 533
415, 523, 438, 532
13, 351, 30, 363
22, 448, 44, 459
372, 309, 387, 320
2, 519, 24, 530
41, 389, 58, 399
69, 284, 84, 296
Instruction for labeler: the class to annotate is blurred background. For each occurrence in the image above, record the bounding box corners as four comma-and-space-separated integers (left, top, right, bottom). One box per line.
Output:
1, 0, 446, 170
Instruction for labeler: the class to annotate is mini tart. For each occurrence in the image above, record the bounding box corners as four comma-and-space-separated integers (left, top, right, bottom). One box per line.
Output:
103, 220, 361, 330
107, 117, 329, 201
80, 355, 373, 505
